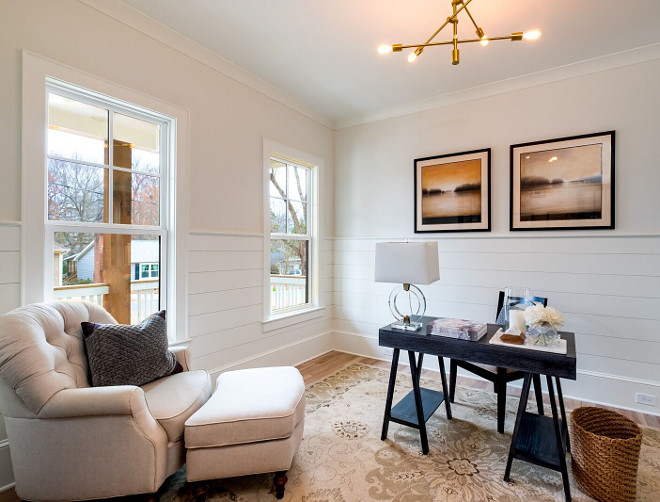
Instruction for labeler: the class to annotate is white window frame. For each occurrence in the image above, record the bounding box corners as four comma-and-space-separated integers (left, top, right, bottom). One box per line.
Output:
21, 51, 190, 341
262, 139, 322, 329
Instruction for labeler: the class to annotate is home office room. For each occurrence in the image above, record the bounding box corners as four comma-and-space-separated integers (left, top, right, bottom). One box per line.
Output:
0, 1, 658, 501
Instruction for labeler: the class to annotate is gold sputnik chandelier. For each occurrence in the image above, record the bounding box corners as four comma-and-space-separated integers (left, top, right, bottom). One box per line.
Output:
378, 0, 541, 65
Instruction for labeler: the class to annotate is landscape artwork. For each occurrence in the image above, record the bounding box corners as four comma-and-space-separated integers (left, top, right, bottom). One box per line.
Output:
415, 149, 490, 233
510, 132, 614, 230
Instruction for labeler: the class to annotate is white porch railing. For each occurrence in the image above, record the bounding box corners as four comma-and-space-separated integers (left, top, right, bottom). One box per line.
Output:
271, 275, 307, 311
53, 280, 159, 323
53, 283, 109, 305
131, 279, 159, 323
55, 277, 302, 318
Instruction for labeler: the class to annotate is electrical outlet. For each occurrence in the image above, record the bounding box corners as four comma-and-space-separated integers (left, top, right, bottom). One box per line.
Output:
382, 347, 393, 358
635, 392, 656, 407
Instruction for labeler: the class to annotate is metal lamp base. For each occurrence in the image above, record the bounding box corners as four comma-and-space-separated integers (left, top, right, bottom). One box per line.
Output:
388, 283, 427, 331
390, 320, 424, 331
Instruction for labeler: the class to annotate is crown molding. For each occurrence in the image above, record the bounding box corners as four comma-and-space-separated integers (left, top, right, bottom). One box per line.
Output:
78, 0, 334, 129
336, 42, 660, 129
76, 0, 660, 132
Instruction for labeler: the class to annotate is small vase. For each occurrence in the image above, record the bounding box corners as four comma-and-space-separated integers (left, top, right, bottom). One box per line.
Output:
527, 325, 559, 346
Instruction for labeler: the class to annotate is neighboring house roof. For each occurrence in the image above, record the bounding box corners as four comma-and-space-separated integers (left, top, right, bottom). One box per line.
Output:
63, 239, 159, 263
63, 241, 93, 262
53, 242, 69, 254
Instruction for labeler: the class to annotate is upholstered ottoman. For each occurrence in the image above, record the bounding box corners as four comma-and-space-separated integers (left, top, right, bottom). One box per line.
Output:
184, 366, 305, 499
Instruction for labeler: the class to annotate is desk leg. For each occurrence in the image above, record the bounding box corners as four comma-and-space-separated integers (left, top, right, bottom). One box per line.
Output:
532, 373, 544, 416
381, 348, 400, 441
547, 375, 571, 502
556, 377, 570, 452
408, 350, 429, 455
504, 373, 532, 482
416, 353, 425, 384
437, 357, 452, 420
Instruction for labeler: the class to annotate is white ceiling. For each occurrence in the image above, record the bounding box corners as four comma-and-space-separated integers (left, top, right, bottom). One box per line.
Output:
119, 0, 660, 127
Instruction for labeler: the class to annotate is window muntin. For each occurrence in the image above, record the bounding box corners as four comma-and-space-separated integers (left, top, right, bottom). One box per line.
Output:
47, 82, 168, 325
269, 157, 312, 314
139, 263, 159, 279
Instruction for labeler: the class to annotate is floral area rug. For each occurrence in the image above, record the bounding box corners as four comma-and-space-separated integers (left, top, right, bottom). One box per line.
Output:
160, 363, 660, 501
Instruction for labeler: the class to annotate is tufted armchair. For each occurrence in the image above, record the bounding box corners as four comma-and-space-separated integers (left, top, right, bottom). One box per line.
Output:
0, 301, 212, 501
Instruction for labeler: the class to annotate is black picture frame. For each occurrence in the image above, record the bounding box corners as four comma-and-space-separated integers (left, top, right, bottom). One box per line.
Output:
510, 131, 615, 231
414, 148, 491, 233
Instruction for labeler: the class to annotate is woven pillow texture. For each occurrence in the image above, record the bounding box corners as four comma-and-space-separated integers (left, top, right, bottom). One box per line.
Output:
82, 310, 181, 387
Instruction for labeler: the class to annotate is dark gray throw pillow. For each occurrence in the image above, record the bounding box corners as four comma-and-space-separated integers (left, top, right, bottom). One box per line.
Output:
82, 310, 182, 387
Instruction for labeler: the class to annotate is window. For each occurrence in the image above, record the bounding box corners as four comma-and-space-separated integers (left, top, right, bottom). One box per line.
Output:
46, 80, 169, 325
269, 157, 311, 313
22, 54, 189, 340
138, 263, 159, 280
264, 143, 319, 320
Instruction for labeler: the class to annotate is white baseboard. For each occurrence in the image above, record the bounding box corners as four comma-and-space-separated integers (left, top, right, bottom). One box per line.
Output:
0, 482, 14, 494
332, 330, 660, 417
207, 330, 335, 380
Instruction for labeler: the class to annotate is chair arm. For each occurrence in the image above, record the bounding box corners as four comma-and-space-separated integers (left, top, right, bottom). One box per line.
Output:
170, 345, 192, 371
38, 386, 147, 419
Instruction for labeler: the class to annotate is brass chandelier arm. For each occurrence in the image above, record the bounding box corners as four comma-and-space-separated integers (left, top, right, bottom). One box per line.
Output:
420, 0, 474, 47
452, 1, 459, 63
396, 33, 523, 50
463, 5, 485, 39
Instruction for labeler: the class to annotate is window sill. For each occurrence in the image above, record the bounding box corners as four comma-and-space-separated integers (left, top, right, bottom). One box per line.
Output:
169, 337, 192, 347
262, 306, 325, 333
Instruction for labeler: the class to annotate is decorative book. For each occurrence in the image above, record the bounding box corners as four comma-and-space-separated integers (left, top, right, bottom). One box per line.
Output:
427, 317, 488, 341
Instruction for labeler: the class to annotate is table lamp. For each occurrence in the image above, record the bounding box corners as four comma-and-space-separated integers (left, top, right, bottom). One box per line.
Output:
374, 241, 439, 331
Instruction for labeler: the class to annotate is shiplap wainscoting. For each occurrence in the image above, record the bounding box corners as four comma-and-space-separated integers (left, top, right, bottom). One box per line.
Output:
332, 235, 660, 416
187, 231, 334, 379
0, 222, 20, 491
0, 224, 20, 317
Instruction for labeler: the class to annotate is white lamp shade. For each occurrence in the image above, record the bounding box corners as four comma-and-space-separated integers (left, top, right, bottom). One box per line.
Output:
374, 242, 439, 285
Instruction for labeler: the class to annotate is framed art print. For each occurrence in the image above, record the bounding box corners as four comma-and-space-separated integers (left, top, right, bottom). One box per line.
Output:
414, 148, 491, 233
510, 131, 615, 231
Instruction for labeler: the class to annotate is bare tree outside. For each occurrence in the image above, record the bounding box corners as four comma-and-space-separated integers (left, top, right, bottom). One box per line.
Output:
48, 153, 160, 256
269, 163, 308, 276
48, 157, 103, 257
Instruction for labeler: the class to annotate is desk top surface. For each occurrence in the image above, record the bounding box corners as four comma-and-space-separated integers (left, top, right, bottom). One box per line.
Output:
379, 317, 576, 380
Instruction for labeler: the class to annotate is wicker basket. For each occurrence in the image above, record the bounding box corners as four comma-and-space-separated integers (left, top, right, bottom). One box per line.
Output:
570, 407, 643, 502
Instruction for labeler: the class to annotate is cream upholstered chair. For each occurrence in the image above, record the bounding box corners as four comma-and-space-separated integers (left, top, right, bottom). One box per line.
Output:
0, 301, 212, 501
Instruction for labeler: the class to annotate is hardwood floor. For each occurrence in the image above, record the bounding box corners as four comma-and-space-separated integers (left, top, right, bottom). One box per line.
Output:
303, 351, 660, 428
0, 350, 657, 501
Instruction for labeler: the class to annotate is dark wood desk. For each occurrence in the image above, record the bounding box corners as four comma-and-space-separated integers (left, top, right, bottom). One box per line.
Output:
379, 318, 577, 501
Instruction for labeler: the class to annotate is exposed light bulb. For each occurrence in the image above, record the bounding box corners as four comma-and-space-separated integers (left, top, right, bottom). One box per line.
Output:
477, 27, 488, 46
549, 156, 558, 162
408, 52, 418, 63
523, 30, 541, 40
378, 44, 393, 55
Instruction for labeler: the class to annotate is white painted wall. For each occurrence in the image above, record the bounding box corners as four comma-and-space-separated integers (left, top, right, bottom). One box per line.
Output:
1, 0, 658, 492
0, 0, 335, 488
1, 0, 335, 361
334, 59, 660, 416
0, 223, 20, 490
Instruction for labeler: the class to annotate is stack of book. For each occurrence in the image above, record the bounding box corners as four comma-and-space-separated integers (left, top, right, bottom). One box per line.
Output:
427, 317, 488, 341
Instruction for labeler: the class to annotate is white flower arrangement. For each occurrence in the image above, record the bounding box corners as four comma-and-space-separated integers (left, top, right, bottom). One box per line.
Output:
523, 304, 564, 330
